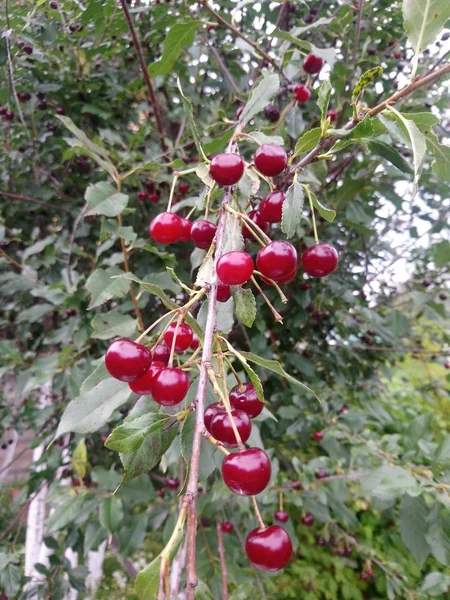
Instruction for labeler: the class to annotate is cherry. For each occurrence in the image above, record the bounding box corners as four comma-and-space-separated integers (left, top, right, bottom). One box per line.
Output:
190, 333, 200, 351
291, 480, 303, 490
394, 51, 402, 59
303, 53, 324, 74
137, 191, 148, 201
444, 361, 450, 370
293, 84, 311, 103
254, 144, 287, 177
105, 338, 152, 382
210, 409, 252, 448
274, 510, 289, 523
156, 489, 165, 498
217, 251, 254, 285
0, 107, 5, 115
327, 109, 337, 122
229, 382, 263, 418
210, 153, 244, 186
204, 402, 224, 430
49, 0, 58, 7
217, 282, 232, 302
338, 404, 348, 414
151, 344, 170, 365
222, 447, 271, 495
164, 322, 194, 352
304, 14, 314, 23
264, 104, 280, 122
301, 243, 338, 277
37, 101, 47, 110
439, 292, 448, 301
242, 210, 269, 241
129, 361, 165, 395
23, 45, 33, 55
259, 190, 285, 223
422, 279, 431, 287
56, 107, 65, 115
166, 477, 180, 490
256, 241, 298, 283
301, 513, 315, 527
245, 526, 292, 571
179, 181, 189, 194
149, 192, 160, 202
149, 212, 183, 244
313, 431, 324, 441
179, 218, 192, 242
315, 468, 328, 480
4, 110, 14, 121
388, 40, 396, 47
17, 92, 31, 102
190, 220, 217, 249
221, 521, 233, 534
151, 368, 190, 406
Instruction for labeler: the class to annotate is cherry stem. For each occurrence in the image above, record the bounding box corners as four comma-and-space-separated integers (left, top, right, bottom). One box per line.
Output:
207, 366, 245, 451
279, 490, 284, 512
251, 276, 283, 323
254, 271, 289, 304
135, 309, 177, 344
167, 173, 179, 212
203, 431, 230, 456
251, 495, 266, 531
236, 132, 262, 146
306, 185, 319, 244
204, 183, 215, 220
168, 314, 183, 368
223, 356, 242, 387
225, 204, 270, 245
248, 165, 275, 191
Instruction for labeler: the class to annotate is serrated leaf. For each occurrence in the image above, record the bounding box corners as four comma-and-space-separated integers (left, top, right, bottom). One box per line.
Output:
177, 78, 206, 161
248, 131, 284, 146
367, 140, 413, 174
85, 182, 128, 217
317, 80, 332, 121
403, 0, 450, 56
361, 466, 420, 501
400, 495, 430, 568
402, 112, 440, 132
420, 572, 450, 596
239, 73, 280, 123
281, 180, 304, 238
426, 133, 450, 183
232, 287, 256, 328
309, 189, 336, 222
91, 309, 137, 340
46, 496, 86, 534
0, 563, 21, 596
352, 66, 383, 101
86, 267, 130, 309
150, 21, 201, 76
220, 338, 264, 402
431, 240, 450, 268
105, 413, 171, 454
272, 19, 332, 46
72, 438, 88, 480
426, 505, 450, 565
294, 128, 321, 157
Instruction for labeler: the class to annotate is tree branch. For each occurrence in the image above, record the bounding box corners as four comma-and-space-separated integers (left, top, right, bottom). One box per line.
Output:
0, 190, 71, 213
216, 516, 228, 600
204, 37, 245, 99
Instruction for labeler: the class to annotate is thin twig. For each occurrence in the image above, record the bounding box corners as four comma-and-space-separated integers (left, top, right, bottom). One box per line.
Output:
117, 213, 144, 331
0, 190, 71, 213
216, 516, 228, 600
352, 0, 365, 73
66, 202, 88, 286
204, 37, 245, 98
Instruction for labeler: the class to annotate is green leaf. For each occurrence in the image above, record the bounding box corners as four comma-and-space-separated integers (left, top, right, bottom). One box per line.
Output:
294, 128, 321, 157
281, 179, 305, 238
85, 182, 128, 217
149, 22, 201, 76
229, 582, 254, 600
403, 0, 450, 56
56, 378, 132, 438
99, 497, 123, 534
433, 435, 450, 474
220, 339, 264, 402
352, 66, 383, 101
248, 131, 284, 146
419, 572, 450, 596
331, 115, 374, 140
402, 112, 440, 132
46, 495, 86, 534
431, 240, 450, 268
239, 73, 280, 123
426, 505, 450, 566
399, 495, 430, 568
118, 513, 149, 557
367, 140, 413, 174
426, 133, 450, 183
0, 563, 21, 597
86, 267, 130, 310
309, 189, 336, 223
361, 466, 420, 501
272, 19, 333, 45
232, 287, 256, 328
91, 309, 137, 340
317, 80, 332, 121
72, 438, 88, 480
386, 310, 408, 336
105, 413, 171, 454
177, 78, 206, 161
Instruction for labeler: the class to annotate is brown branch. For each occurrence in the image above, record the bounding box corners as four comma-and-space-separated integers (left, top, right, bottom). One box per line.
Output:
352, 0, 365, 72
204, 37, 245, 99
117, 213, 144, 332
216, 516, 228, 600
0, 190, 71, 213
120, 0, 167, 152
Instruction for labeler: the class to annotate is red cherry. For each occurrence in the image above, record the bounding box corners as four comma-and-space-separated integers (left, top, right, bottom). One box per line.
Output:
204, 402, 225, 431
49, 0, 58, 7
264, 104, 280, 122
164, 322, 194, 352
179, 218, 192, 242
254, 144, 287, 177
293, 84, 311, 103
444, 361, 450, 370
151, 344, 170, 365
151, 368, 190, 406
327, 109, 337, 121
301, 243, 338, 277
394, 51, 402, 59
229, 382, 263, 418
149, 192, 160, 202
338, 404, 348, 414
217, 282, 232, 302
313, 431, 324, 440
256, 241, 298, 283
105, 338, 152, 382
166, 477, 180, 489
259, 190, 285, 223
0, 107, 5, 115
245, 526, 292, 571
291, 480, 303, 490
301, 513, 315, 527
156, 489, 165, 498
190, 220, 217, 250
190, 333, 200, 351
18, 92, 31, 102
210, 409, 252, 448
217, 251, 254, 285
129, 361, 165, 394
137, 191, 148, 201
242, 210, 269, 241
56, 107, 65, 115
303, 53, 324, 74
179, 181, 189, 194
4, 110, 14, 121
210, 153, 245, 186
23, 45, 33, 55
274, 510, 289, 523
149, 212, 183, 244
221, 521, 233, 534
315, 468, 328, 480
368, 47, 376, 55
222, 447, 271, 495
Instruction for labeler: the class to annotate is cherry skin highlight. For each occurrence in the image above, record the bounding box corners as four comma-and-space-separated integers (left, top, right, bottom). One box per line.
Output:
301, 243, 339, 277
190, 220, 217, 250
242, 210, 269, 241
210, 153, 245, 186
313, 431, 324, 441
254, 144, 287, 177
151, 368, 190, 406
164, 322, 194, 352
294, 84, 311, 103
217, 251, 254, 285
222, 447, 271, 496
274, 510, 289, 523
259, 190, 285, 223
303, 53, 324, 74
190, 333, 200, 351
229, 382, 263, 418
245, 526, 293, 571
129, 361, 165, 394
256, 241, 298, 283
151, 344, 170, 365
149, 212, 183, 244
210, 409, 252, 448
105, 338, 152, 382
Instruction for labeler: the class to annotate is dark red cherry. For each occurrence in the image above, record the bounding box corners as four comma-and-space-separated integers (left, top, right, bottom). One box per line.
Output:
164, 322, 194, 352
439, 292, 448, 301
179, 218, 192, 242
303, 53, 324, 74
301, 513, 315, 527
129, 361, 165, 394
149, 192, 159, 202
291, 480, 303, 490
149, 212, 183, 244
394, 51, 402, 59
151, 344, 170, 365
179, 181, 189, 194
0, 107, 5, 115
254, 144, 287, 177
137, 191, 148, 201
368, 47, 376, 56
301, 243, 338, 277
256, 241, 298, 283
245, 526, 292, 571
23, 45, 33, 55
190, 333, 200, 351
222, 447, 271, 496
217, 282, 232, 302
259, 190, 285, 223
444, 361, 450, 370
49, 0, 58, 7
315, 468, 328, 480
56, 107, 65, 115
229, 382, 263, 418
274, 510, 289, 523
242, 209, 269, 241
4, 110, 14, 121
210, 409, 252, 448
204, 402, 225, 431
166, 477, 180, 489
293, 84, 311, 103
217, 251, 254, 285
105, 338, 152, 382
151, 368, 190, 406
210, 153, 245, 186
327, 109, 337, 121
313, 430, 324, 440
264, 104, 280, 122
17, 92, 31, 102
221, 521, 233, 534
422, 279, 431, 287
190, 220, 217, 250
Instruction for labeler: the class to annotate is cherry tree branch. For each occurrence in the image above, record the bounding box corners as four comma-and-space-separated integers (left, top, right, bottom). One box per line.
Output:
216, 516, 228, 600
0, 190, 71, 213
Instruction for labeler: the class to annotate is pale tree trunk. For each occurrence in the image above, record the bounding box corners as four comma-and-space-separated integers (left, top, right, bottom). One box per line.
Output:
0, 429, 19, 484
85, 541, 107, 599
64, 547, 79, 600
